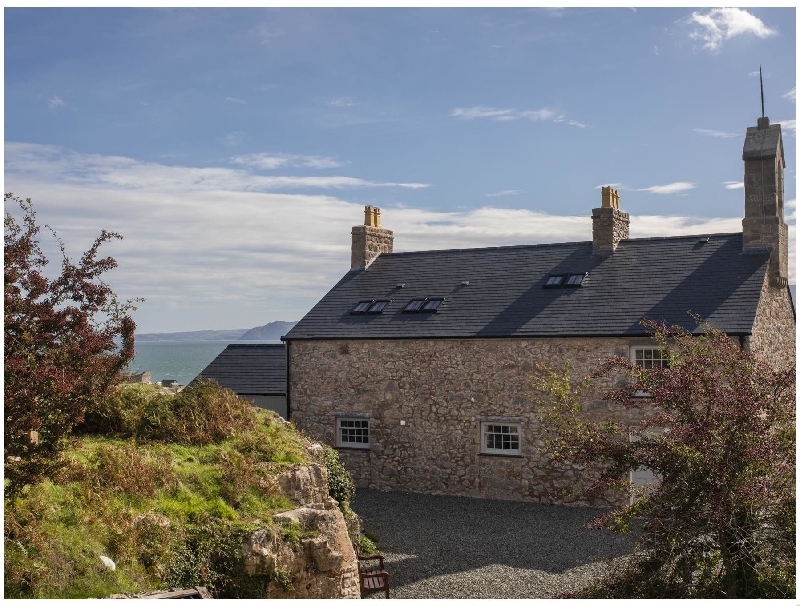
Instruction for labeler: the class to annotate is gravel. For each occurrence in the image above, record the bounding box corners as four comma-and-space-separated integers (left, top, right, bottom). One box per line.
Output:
351, 489, 636, 599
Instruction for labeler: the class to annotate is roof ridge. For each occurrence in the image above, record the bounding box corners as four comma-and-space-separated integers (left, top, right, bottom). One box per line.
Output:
381, 232, 741, 257
224, 343, 285, 348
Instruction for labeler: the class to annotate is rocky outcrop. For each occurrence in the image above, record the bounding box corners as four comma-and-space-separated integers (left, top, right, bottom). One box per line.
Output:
241, 462, 360, 599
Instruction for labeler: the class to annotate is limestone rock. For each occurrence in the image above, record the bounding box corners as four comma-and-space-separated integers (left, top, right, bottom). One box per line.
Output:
273, 464, 330, 506
241, 466, 360, 599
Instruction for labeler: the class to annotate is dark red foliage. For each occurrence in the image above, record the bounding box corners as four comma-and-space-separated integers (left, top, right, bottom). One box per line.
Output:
4, 194, 137, 495
534, 317, 795, 597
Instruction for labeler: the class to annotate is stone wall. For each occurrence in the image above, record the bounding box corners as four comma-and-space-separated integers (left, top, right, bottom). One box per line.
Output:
591, 207, 630, 254
288, 337, 654, 507
746, 271, 796, 370
350, 225, 393, 270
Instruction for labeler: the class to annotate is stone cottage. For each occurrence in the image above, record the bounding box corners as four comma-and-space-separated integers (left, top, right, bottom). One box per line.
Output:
282, 115, 795, 506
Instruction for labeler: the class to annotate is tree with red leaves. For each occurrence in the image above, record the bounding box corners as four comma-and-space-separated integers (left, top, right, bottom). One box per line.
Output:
534, 318, 795, 598
4, 194, 137, 495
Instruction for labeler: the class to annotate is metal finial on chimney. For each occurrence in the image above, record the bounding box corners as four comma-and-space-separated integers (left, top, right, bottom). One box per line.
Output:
760, 65, 765, 119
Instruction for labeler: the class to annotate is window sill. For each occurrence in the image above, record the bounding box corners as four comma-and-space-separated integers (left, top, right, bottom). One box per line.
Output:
335, 446, 371, 451
478, 453, 523, 459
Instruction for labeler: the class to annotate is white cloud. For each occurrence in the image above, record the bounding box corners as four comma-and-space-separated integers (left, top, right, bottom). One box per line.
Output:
224, 97, 246, 104
221, 131, 245, 147
5, 143, 428, 192
5, 143, 792, 335
451, 106, 586, 127
637, 182, 696, 195
652, 45, 659, 56
783, 88, 796, 102
785, 199, 796, 224
748, 70, 761, 77
723, 181, 744, 190
687, 8, 776, 52
486, 190, 519, 198
232, 153, 343, 170
256, 23, 284, 45
48, 95, 65, 109
693, 128, 737, 138
775, 119, 796, 134
452, 107, 517, 120
327, 96, 355, 107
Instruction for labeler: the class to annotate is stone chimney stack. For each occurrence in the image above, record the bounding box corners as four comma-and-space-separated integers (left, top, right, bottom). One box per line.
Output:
592, 186, 629, 254
742, 116, 788, 287
351, 205, 393, 270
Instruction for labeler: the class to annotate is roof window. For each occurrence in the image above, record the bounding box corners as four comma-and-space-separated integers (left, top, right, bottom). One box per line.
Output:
403, 297, 444, 313
367, 300, 390, 313
565, 273, 587, 287
403, 299, 426, 313
421, 298, 443, 312
351, 300, 374, 314
544, 275, 565, 288
351, 299, 391, 314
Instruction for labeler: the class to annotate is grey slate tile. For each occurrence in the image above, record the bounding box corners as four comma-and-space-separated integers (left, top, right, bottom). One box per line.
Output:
284, 233, 769, 340
195, 344, 286, 394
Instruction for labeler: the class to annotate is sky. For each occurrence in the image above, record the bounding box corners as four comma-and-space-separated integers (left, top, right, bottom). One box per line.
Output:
4, 7, 796, 334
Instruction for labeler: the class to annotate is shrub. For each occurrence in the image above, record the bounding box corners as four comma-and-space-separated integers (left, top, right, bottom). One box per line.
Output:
320, 446, 355, 512
534, 319, 796, 598
4, 194, 137, 495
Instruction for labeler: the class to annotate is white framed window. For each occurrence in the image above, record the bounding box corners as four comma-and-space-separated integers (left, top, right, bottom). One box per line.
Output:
630, 346, 669, 396
481, 422, 521, 455
631, 346, 669, 369
337, 417, 370, 449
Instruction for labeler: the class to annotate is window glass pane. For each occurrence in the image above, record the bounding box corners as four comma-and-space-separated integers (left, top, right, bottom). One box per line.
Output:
566, 274, 584, 286
404, 299, 425, 312
422, 298, 442, 311
546, 275, 564, 286
352, 301, 372, 313
483, 423, 521, 453
338, 418, 369, 446
633, 348, 670, 375
368, 300, 388, 313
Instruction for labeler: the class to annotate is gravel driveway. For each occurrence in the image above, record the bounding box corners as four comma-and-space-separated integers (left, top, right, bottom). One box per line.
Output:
351, 489, 636, 599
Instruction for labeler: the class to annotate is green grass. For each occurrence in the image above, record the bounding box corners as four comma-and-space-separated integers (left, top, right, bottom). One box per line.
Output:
5, 388, 315, 599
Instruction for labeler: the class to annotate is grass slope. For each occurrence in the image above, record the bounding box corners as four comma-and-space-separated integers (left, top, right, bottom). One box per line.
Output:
4, 381, 329, 599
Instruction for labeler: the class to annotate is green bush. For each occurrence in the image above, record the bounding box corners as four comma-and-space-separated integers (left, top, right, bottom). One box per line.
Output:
358, 534, 378, 555
320, 447, 355, 512
6, 378, 323, 598
77, 379, 259, 445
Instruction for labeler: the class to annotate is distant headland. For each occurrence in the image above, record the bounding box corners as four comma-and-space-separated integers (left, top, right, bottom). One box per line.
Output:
135, 321, 297, 342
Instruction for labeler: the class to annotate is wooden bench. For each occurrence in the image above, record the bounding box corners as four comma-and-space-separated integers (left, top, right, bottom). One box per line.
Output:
358, 553, 389, 598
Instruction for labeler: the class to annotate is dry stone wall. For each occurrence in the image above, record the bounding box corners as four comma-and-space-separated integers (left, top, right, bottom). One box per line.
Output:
289, 337, 655, 507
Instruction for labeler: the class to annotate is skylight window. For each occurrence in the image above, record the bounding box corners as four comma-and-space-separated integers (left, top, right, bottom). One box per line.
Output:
544, 275, 565, 288
367, 300, 389, 313
565, 273, 586, 287
421, 298, 443, 312
403, 299, 426, 312
351, 300, 374, 314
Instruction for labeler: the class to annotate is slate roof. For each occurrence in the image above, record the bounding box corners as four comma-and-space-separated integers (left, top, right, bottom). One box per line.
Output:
283, 233, 770, 340
196, 344, 286, 394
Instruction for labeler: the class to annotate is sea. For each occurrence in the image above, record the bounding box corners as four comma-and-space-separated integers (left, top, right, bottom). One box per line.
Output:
126, 340, 282, 386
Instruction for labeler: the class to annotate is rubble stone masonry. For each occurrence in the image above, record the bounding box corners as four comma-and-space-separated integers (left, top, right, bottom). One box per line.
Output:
289, 337, 657, 507
746, 271, 796, 371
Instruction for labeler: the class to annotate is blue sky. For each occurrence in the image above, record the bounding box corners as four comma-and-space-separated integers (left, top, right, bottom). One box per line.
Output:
4, 7, 796, 333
